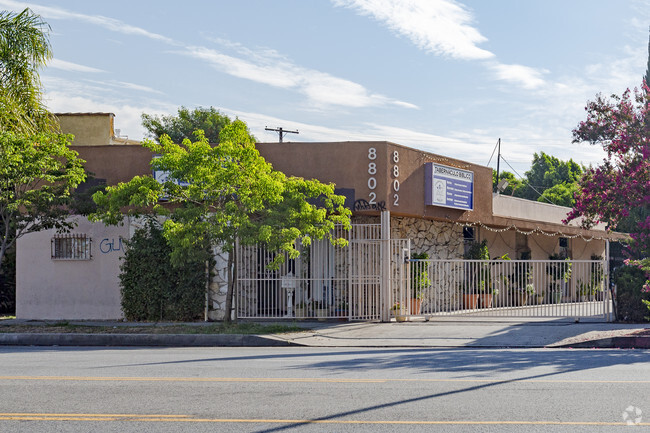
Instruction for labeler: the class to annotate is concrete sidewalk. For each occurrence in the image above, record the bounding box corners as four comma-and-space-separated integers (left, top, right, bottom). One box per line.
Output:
1, 317, 649, 348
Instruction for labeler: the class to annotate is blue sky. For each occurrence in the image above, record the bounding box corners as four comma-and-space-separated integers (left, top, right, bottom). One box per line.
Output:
2, 0, 650, 174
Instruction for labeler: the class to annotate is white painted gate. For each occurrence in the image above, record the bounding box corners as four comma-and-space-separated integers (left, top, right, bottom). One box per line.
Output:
235, 223, 388, 320
235, 210, 611, 322
397, 259, 611, 321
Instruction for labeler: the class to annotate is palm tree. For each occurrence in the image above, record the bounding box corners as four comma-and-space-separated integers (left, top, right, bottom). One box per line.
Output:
0, 8, 54, 133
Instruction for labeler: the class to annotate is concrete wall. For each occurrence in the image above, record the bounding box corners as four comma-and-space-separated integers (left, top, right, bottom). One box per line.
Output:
492, 194, 607, 231
16, 217, 127, 320
56, 113, 115, 146
483, 229, 606, 261
56, 112, 140, 146
257, 141, 494, 223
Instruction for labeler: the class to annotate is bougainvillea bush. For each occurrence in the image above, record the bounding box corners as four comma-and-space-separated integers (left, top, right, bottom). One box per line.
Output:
565, 82, 650, 254
614, 259, 650, 321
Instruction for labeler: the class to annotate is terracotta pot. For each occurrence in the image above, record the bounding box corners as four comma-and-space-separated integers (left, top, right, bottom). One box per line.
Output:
463, 294, 479, 309
410, 298, 422, 315
518, 294, 528, 306
479, 294, 493, 308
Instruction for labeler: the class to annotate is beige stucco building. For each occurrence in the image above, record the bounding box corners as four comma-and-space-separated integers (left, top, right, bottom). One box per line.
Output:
15, 113, 624, 320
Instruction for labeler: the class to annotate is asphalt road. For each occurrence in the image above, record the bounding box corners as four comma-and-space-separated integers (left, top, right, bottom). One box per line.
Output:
1, 346, 649, 432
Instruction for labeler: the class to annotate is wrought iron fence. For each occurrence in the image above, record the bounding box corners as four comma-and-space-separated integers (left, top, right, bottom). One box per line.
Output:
235, 224, 383, 320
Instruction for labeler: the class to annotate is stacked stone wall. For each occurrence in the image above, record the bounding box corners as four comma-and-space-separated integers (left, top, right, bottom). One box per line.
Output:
391, 217, 464, 259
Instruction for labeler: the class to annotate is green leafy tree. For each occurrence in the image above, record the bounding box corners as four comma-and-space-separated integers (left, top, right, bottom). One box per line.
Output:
0, 8, 54, 134
0, 131, 86, 265
141, 106, 251, 144
492, 170, 522, 196
514, 152, 583, 206
536, 182, 579, 208
92, 121, 350, 322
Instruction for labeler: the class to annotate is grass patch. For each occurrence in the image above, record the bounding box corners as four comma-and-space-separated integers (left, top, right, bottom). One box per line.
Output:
0, 321, 309, 335
182, 323, 306, 335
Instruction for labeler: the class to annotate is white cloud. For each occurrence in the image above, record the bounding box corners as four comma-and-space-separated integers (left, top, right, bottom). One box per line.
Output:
182, 46, 298, 89
83, 79, 164, 95
0, 0, 177, 45
333, 0, 553, 90
332, 0, 494, 60
180, 44, 418, 109
486, 62, 548, 89
226, 108, 502, 165
6, 1, 415, 110
48, 58, 104, 73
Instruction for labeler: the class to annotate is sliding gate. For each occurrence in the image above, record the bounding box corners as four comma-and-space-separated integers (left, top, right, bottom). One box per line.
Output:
396, 259, 611, 321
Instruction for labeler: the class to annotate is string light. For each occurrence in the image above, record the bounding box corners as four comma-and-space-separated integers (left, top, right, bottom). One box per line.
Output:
423, 157, 474, 170
442, 217, 626, 243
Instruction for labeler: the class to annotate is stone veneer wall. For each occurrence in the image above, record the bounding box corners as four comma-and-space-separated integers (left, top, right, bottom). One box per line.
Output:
391, 217, 464, 259
391, 217, 465, 313
208, 246, 230, 321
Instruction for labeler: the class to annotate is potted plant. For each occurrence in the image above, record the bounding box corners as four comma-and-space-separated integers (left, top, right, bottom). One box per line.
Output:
463, 240, 489, 309
590, 254, 605, 300
577, 280, 591, 301
295, 301, 308, 319
547, 254, 572, 304
313, 300, 328, 321
392, 302, 407, 322
499, 254, 532, 307
335, 300, 348, 320
515, 283, 535, 306
410, 252, 430, 314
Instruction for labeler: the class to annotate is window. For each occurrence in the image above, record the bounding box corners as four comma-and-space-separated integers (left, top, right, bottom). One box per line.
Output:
558, 237, 571, 259
51, 234, 92, 260
516, 231, 531, 259
463, 227, 476, 256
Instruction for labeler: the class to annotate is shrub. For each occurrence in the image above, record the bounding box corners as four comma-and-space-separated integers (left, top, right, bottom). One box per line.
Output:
119, 219, 206, 321
0, 245, 16, 314
613, 265, 650, 322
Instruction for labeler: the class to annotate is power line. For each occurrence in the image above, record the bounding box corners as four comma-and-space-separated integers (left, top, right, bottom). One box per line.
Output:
486, 138, 499, 166
500, 155, 559, 206
265, 126, 298, 143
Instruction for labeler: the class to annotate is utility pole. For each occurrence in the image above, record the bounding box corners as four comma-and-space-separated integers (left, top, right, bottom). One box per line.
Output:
495, 138, 501, 191
265, 126, 298, 143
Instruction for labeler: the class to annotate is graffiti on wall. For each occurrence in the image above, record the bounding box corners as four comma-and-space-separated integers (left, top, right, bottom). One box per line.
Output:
100, 237, 125, 254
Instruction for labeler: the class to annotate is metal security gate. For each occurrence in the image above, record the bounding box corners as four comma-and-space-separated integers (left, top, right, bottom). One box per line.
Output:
399, 259, 611, 321
235, 210, 610, 322
235, 223, 386, 320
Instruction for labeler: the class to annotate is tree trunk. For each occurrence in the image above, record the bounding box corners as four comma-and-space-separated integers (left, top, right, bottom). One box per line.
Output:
204, 260, 210, 322
224, 248, 236, 323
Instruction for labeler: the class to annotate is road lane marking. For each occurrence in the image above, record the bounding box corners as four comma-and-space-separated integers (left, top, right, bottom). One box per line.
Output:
0, 375, 648, 384
0, 376, 385, 383
0, 413, 646, 426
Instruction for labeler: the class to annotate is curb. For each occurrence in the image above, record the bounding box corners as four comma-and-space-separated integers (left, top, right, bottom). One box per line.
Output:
555, 336, 650, 349
0, 333, 299, 347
